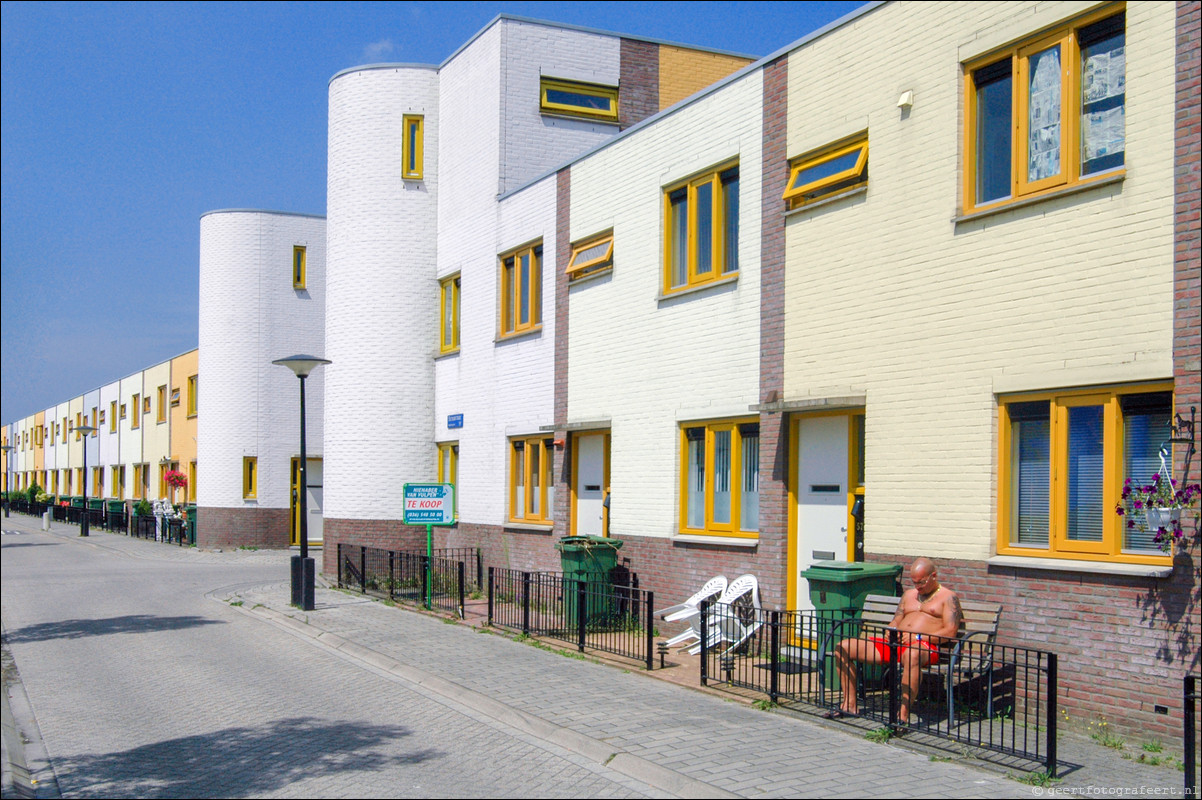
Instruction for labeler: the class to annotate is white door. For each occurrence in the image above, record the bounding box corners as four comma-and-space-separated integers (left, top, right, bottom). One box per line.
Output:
795, 416, 849, 611
306, 458, 323, 544
573, 433, 607, 537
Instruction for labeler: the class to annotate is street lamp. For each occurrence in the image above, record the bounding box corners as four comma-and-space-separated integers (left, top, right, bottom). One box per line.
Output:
76, 425, 98, 536
1, 443, 12, 518
272, 354, 330, 611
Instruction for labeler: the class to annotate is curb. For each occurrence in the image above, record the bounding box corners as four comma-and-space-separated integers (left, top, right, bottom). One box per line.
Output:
217, 593, 737, 799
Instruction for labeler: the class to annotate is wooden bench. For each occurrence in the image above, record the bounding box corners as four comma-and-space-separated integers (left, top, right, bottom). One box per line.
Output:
820, 593, 1003, 725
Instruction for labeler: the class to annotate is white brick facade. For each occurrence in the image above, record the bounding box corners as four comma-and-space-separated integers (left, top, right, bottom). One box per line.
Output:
198, 210, 327, 510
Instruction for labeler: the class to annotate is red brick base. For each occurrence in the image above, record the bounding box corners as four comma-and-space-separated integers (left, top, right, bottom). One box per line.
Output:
867, 551, 1199, 744
197, 506, 291, 549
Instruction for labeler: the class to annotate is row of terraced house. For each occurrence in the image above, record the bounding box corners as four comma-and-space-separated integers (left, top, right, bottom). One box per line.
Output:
3, 1, 1199, 743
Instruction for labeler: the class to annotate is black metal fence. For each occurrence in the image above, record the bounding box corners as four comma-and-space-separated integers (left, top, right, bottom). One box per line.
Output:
1187, 674, 1199, 797
337, 543, 475, 618
488, 567, 655, 670
696, 603, 1057, 775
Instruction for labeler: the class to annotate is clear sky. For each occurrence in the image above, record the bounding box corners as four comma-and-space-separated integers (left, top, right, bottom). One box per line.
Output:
0, 0, 865, 426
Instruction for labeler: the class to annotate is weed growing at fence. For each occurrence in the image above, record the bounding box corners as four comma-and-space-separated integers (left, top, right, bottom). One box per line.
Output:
1011, 769, 1059, 788
751, 699, 776, 712
865, 727, 893, 743
929, 755, 953, 763
237, 545, 258, 551
1141, 740, 1163, 753
229, 600, 243, 607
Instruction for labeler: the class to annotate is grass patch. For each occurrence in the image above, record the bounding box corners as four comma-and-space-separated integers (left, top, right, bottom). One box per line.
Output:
751, 699, 776, 712
1142, 740, 1163, 753
1087, 718, 1124, 751
228, 600, 244, 607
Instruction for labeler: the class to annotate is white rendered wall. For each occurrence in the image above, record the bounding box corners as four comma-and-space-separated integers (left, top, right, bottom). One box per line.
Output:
780, 1, 1176, 561
325, 66, 439, 520
56, 400, 72, 489
141, 361, 171, 498
198, 210, 327, 510
566, 70, 764, 540
99, 380, 121, 487
497, 20, 621, 195
67, 396, 83, 486
41, 406, 56, 476
83, 388, 101, 496
118, 375, 142, 489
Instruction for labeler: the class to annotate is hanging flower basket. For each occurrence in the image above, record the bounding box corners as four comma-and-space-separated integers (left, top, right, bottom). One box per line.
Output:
1116, 475, 1201, 554
164, 470, 188, 491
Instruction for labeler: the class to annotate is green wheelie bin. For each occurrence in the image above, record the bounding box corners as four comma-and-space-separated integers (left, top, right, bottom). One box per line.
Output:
556, 536, 623, 626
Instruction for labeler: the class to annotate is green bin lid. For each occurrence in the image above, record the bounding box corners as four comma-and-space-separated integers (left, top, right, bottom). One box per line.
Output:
799, 560, 902, 582
556, 535, 623, 552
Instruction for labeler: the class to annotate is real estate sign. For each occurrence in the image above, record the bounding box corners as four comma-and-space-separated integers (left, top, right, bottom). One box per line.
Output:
402, 483, 455, 526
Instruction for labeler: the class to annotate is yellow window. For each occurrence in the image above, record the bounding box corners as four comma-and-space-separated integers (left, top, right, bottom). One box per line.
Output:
565, 232, 614, 282
998, 384, 1174, 565
540, 77, 618, 122
783, 135, 868, 209
663, 162, 739, 294
157, 386, 167, 423
187, 375, 198, 416
439, 274, 460, 354
680, 419, 760, 538
499, 242, 541, 338
510, 436, 553, 524
243, 457, 257, 499
437, 442, 458, 518
402, 115, 424, 180
964, 6, 1125, 213
293, 246, 307, 289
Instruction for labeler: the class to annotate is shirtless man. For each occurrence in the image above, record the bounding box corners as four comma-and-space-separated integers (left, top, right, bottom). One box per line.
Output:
831, 557, 962, 723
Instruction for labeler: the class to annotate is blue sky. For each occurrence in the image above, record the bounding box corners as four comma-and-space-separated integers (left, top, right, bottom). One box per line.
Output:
0, 0, 864, 425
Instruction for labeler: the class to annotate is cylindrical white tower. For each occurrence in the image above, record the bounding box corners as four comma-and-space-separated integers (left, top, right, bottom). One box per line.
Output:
198, 209, 326, 548
324, 65, 439, 526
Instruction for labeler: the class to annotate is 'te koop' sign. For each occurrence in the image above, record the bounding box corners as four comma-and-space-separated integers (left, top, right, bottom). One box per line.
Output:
402, 483, 455, 526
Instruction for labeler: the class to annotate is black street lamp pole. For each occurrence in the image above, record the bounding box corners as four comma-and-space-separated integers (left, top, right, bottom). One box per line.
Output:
77, 425, 97, 536
1, 444, 12, 517
272, 355, 330, 611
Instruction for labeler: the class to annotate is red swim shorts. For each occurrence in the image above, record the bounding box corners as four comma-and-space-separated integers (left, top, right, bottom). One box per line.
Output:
866, 636, 939, 665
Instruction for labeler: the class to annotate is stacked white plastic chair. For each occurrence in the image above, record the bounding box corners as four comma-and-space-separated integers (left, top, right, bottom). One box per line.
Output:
687, 574, 762, 656
658, 575, 727, 650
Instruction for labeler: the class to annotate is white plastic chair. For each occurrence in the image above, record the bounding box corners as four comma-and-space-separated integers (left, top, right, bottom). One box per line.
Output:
687, 574, 762, 656
659, 575, 727, 649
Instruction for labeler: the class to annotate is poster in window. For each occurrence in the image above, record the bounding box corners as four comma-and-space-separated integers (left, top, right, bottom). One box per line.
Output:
1027, 47, 1062, 182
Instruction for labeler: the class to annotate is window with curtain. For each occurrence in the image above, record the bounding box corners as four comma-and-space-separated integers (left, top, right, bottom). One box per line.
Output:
680, 419, 758, 538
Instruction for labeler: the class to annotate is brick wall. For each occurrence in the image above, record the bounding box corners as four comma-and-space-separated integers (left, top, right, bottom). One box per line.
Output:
757, 56, 791, 610
1175, 0, 1201, 485
553, 167, 572, 534
198, 506, 290, 550
619, 39, 658, 129
867, 551, 1198, 744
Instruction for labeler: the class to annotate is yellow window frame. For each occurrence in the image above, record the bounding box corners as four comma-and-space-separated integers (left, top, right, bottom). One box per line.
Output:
539, 77, 619, 122
109, 401, 118, 432
439, 273, 460, 354
963, 4, 1125, 214
996, 382, 1173, 566
662, 162, 739, 295
678, 417, 759, 539
437, 441, 458, 518
293, 246, 307, 289
782, 136, 868, 208
402, 115, 424, 180
157, 386, 167, 423
243, 456, 257, 500
499, 242, 541, 338
187, 375, 198, 417
565, 232, 614, 281
509, 436, 553, 524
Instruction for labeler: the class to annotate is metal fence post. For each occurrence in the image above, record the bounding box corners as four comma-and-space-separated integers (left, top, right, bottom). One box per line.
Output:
887, 626, 900, 728
1184, 674, 1195, 797
337, 543, 343, 587
458, 560, 466, 619
476, 549, 483, 591
522, 572, 531, 636
577, 579, 587, 652
359, 546, 367, 593
700, 600, 709, 686
487, 567, 495, 626
1047, 652, 1058, 778
388, 551, 395, 601
769, 610, 780, 704
645, 590, 654, 671
420, 555, 430, 609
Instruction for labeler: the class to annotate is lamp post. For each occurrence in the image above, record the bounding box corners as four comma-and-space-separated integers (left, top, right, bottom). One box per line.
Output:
1, 443, 12, 517
272, 354, 330, 611
77, 425, 97, 536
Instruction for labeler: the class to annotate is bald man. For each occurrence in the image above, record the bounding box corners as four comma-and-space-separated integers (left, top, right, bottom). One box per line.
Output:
830, 558, 962, 724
